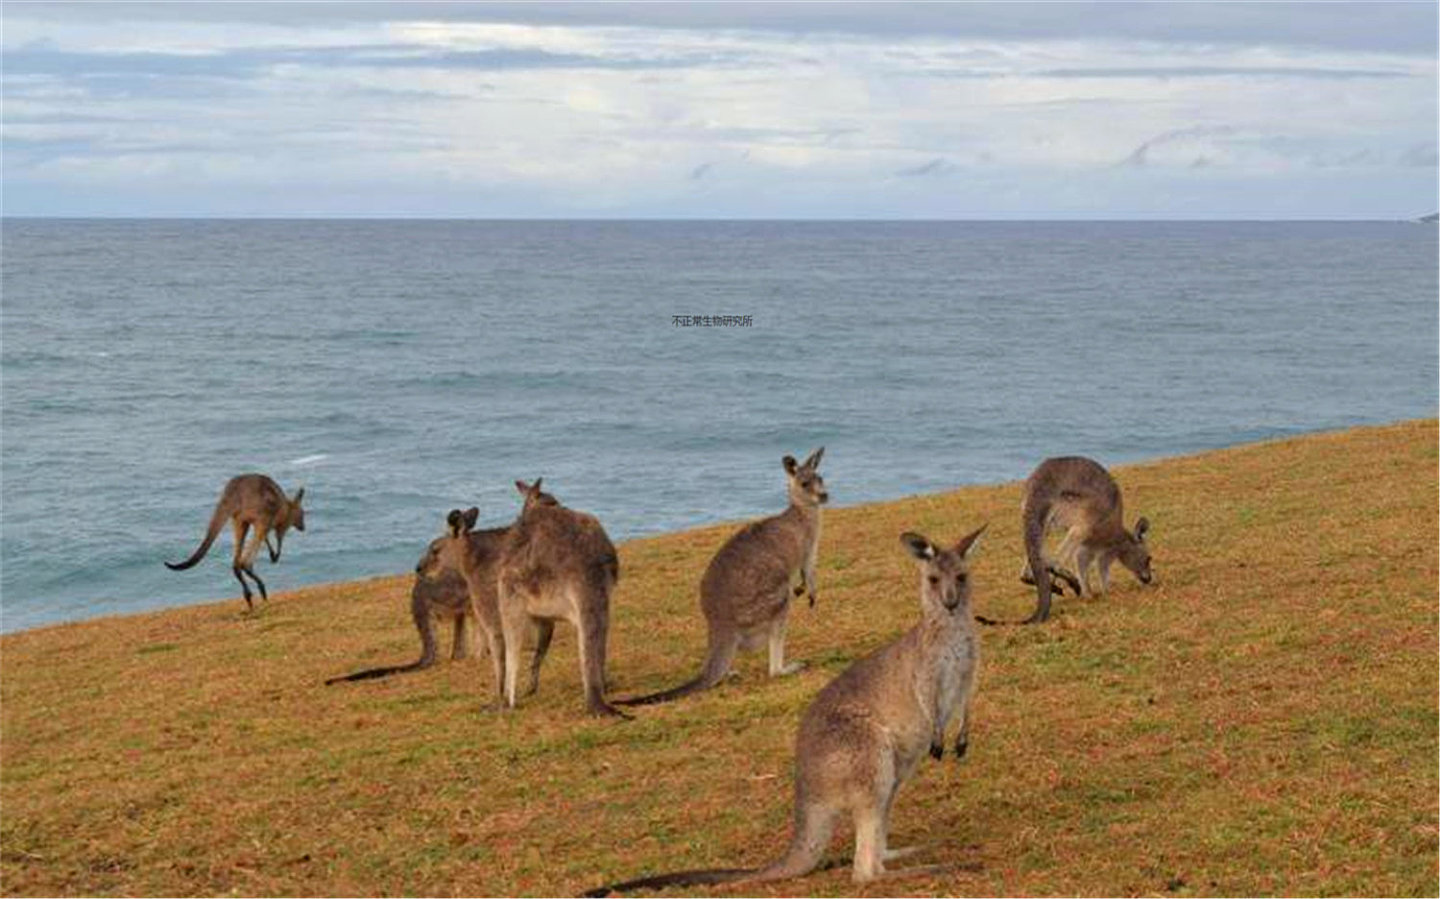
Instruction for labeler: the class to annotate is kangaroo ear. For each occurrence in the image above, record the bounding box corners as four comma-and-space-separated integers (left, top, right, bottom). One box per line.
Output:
292, 486, 305, 505
900, 531, 936, 560
1134, 516, 1150, 542
955, 523, 988, 560
782, 455, 798, 475
803, 446, 825, 470
515, 480, 531, 496
446, 509, 465, 537
463, 507, 479, 531
533, 477, 543, 493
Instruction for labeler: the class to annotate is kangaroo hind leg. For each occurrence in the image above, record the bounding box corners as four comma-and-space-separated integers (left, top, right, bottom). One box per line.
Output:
230, 520, 255, 610
767, 610, 804, 677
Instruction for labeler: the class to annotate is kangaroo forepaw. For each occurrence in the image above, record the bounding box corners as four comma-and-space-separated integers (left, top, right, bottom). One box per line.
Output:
929, 742, 944, 760
808, 592, 817, 608
954, 738, 968, 760
793, 585, 806, 597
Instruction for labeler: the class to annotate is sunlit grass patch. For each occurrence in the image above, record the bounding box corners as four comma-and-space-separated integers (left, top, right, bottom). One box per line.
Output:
1, 420, 1435, 897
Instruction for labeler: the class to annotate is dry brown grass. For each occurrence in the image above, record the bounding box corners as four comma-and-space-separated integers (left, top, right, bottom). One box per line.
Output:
3, 420, 1436, 897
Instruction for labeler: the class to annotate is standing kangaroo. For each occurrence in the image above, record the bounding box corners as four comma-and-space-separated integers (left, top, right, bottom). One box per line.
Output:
617, 447, 828, 707
492, 479, 623, 717
356, 501, 562, 701
324, 521, 491, 686
586, 525, 986, 896
164, 473, 306, 610
990, 456, 1151, 626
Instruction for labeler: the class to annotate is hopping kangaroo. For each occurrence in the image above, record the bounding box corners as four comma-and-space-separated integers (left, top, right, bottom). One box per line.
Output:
586, 525, 986, 896
492, 479, 623, 717
617, 447, 828, 707
164, 473, 306, 610
325, 518, 495, 687
994, 455, 1151, 625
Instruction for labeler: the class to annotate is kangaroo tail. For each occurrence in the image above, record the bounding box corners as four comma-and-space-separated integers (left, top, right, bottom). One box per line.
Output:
586, 797, 836, 896
324, 661, 427, 685
582, 867, 752, 897
613, 630, 736, 707
976, 499, 1054, 627
164, 499, 230, 571
1021, 497, 1052, 624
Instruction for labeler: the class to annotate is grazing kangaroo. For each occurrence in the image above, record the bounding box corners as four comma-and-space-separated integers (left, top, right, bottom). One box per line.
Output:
323, 525, 487, 686
586, 525, 986, 896
493, 479, 623, 717
164, 473, 306, 610
985, 456, 1151, 626
617, 447, 828, 707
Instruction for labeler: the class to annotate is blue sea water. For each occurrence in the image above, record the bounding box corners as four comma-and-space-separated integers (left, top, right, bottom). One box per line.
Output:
2, 220, 1435, 633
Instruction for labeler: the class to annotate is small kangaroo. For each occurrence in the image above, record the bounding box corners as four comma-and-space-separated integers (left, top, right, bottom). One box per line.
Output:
989, 456, 1151, 626
617, 447, 828, 707
324, 524, 487, 686
586, 525, 986, 896
164, 473, 306, 610
493, 479, 624, 717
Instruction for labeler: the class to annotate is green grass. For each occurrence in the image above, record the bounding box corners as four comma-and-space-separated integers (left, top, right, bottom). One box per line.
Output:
2, 420, 1436, 897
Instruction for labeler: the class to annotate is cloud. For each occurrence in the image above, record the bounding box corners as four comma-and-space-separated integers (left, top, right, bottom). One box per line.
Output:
6, 2, 1436, 54
896, 157, 956, 177
1037, 66, 1413, 80
1399, 142, 1439, 167
1, 2, 1434, 217
1121, 126, 1238, 168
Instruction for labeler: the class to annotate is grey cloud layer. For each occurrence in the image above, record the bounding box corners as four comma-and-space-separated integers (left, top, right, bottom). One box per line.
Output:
7, 1, 1437, 54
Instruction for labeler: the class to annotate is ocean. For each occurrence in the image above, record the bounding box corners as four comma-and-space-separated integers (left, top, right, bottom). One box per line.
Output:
2, 220, 1435, 633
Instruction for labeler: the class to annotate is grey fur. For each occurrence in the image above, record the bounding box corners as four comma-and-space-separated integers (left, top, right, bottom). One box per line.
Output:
1010, 456, 1153, 625
617, 448, 828, 706
587, 524, 986, 894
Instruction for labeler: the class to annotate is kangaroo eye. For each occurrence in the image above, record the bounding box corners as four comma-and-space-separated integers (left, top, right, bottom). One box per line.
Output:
955, 573, 967, 584
927, 576, 940, 587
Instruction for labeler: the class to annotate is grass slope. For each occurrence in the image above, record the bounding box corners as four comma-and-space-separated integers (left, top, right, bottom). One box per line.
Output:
2, 420, 1436, 897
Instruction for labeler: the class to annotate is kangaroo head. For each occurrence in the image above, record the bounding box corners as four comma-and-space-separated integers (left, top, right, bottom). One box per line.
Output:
1117, 515, 1153, 584
419, 507, 480, 577
513, 478, 560, 514
901, 525, 986, 614
782, 447, 828, 507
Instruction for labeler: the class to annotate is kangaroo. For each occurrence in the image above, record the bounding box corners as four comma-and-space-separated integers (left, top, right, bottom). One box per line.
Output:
164, 473, 306, 610
983, 456, 1151, 626
323, 526, 485, 686
616, 447, 829, 707
586, 525, 986, 896
490, 479, 623, 717
364, 502, 562, 702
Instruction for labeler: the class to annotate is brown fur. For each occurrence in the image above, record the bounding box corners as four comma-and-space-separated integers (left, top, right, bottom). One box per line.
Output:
435, 480, 622, 717
164, 473, 306, 611
617, 448, 828, 707
586, 525, 986, 895
324, 525, 491, 686
417, 498, 565, 703
999, 456, 1152, 625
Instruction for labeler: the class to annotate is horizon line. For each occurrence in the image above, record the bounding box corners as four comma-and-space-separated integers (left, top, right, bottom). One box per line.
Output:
4, 214, 1434, 223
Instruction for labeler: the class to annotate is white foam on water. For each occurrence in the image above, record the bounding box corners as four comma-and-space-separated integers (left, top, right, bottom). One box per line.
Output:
288, 453, 329, 467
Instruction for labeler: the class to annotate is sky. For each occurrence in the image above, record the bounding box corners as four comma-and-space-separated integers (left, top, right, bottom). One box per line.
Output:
2, 2, 1436, 219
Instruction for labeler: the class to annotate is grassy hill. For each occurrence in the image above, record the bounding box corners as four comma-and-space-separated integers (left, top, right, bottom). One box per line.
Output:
2, 420, 1436, 897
